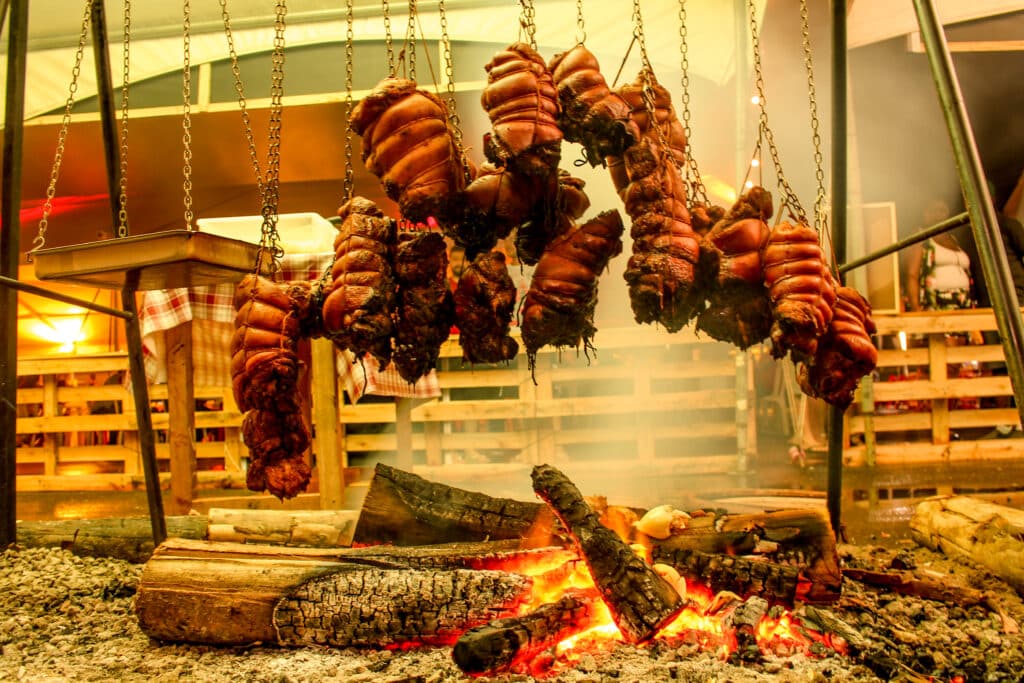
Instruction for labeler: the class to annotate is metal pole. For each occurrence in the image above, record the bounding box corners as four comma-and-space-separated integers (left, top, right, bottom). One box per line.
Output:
90, 0, 126, 231
826, 0, 848, 540
92, 0, 165, 544
913, 0, 1024, 424
838, 211, 970, 275
0, 275, 133, 319
0, 0, 29, 548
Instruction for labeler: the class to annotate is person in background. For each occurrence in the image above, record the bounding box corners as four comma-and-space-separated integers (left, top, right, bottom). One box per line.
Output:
905, 198, 979, 317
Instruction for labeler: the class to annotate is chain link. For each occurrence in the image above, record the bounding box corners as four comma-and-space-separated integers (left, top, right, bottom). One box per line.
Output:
342, 0, 355, 201
799, 0, 827, 234
519, 0, 536, 50
575, 0, 586, 46
676, 0, 707, 204
117, 0, 131, 237
405, 0, 416, 81
632, 0, 676, 179
220, 0, 264, 196
182, 0, 195, 229
438, 0, 472, 184
382, 0, 395, 76
256, 0, 288, 274
32, 0, 93, 257
747, 0, 804, 220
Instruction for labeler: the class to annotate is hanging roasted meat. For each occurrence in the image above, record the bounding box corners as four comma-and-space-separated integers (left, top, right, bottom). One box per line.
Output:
689, 201, 727, 238
322, 197, 397, 367
349, 77, 466, 225
230, 273, 312, 500
695, 186, 774, 349
762, 220, 837, 360
453, 250, 519, 365
797, 286, 878, 407
458, 162, 544, 258
548, 44, 639, 163
392, 230, 455, 384
515, 171, 590, 267
521, 209, 625, 368
481, 43, 563, 177
620, 140, 706, 332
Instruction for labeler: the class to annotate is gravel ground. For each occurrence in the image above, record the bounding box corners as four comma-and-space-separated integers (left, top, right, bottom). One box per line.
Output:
2, 544, 1023, 682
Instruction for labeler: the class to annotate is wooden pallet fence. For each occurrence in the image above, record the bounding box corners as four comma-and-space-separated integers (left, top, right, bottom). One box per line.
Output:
845, 308, 1022, 467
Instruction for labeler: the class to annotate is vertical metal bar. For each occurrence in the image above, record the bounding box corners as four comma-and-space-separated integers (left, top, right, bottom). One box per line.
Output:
912, 0, 1024, 423
90, 0, 126, 232
122, 272, 166, 545
826, 0, 849, 539
0, 0, 29, 548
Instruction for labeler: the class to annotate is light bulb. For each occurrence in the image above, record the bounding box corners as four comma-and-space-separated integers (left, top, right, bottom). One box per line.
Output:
751, 95, 760, 105
744, 180, 754, 189
750, 159, 760, 168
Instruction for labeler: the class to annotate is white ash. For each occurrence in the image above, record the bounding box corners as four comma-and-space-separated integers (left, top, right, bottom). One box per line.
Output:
2, 545, 1021, 682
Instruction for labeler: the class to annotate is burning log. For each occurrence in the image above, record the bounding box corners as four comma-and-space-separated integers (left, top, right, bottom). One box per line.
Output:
353, 463, 544, 546
452, 589, 600, 675
135, 537, 568, 647
910, 495, 1024, 597
531, 464, 684, 643
652, 546, 802, 604
724, 595, 769, 661
647, 507, 842, 603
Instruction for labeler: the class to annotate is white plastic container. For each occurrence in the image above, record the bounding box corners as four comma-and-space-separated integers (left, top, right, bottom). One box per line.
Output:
197, 212, 337, 254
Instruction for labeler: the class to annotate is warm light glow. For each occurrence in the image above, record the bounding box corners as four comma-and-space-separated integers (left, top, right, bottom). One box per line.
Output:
751, 95, 761, 105
27, 318, 87, 352
744, 180, 755, 189
898, 330, 908, 352
750, 158, 760, 168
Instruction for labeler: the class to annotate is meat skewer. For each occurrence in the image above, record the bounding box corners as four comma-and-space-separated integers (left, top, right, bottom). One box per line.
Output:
695, 186, 775, 349
453, 250, 520, 365
521, 209, 624, 370
548, 44, 639, 164
762, 220, 837, 360
481, 42, 563, 178
392, 230, 454, 384
797, 286, 878, 407
349, 77, 466, 225
322, 197, 397, 367
230, 273, 313, 499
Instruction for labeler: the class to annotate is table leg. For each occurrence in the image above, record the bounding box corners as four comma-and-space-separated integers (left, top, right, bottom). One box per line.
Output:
310, 338, 344, 509
166, 321, 196, 515
395, 397, 414, 472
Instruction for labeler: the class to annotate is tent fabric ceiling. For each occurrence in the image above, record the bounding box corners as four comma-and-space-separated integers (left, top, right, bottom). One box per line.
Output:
1, 0, 1021, 125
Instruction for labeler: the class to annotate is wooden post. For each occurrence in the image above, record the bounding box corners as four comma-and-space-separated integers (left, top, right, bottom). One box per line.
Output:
310, 338, 344, 509
635, 357, 655, 460
859, 373, 877, 467
42, 374, 59, 476
166, 322, 196, 515
395, 397, 414, 471
928, 333, 950, 444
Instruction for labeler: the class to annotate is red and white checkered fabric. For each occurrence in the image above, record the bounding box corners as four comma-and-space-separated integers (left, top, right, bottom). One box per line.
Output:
339, 351, 441, 404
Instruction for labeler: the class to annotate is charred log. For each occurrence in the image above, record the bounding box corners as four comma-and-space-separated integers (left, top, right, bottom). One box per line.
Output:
452, 589, 601, 675
652, 546, 802, 604
531, 464, 684, 643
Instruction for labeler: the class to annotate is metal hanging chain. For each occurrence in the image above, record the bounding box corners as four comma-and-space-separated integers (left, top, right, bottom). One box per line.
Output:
405, 0, 417, 82
632, 0, 678, 180
799, 0, 827, 235
341, 0, 356, 202
32, 0, 93, 257
117, 0, 131, 237
182, 0, 195, 230
747, 0, 805, 221
677, 0, 708, 204
382, 0, 395, 77
255, 0, 288, 275
438, 0, 472, 184
519, 0, 537, 50
220, 0, 265, 196
575, 0, 586, 46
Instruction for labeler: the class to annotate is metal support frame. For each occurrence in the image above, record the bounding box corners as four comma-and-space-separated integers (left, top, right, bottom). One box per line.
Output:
913, 0, 1024, 424
0, 0, 167, 547
837, 211, 970, 275
0, 0, 28, 548
826, 0, 848, 540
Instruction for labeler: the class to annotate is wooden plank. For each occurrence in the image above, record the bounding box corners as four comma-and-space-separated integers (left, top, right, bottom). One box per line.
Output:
929, 334, 950, 445
42, 374, 58, 476
166, 322, 197, 515
310, 338, 344, 510
394, 398, 415, 471
17, 352, 129, 375
843, 439, 1024, 467
424, 422, 443, 466
870, 376, 1012, 400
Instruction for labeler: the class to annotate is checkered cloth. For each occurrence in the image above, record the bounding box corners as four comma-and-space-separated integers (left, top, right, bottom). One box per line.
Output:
138, 252, 441, 401
339, 351, 441, 404
139, 254, 333, 385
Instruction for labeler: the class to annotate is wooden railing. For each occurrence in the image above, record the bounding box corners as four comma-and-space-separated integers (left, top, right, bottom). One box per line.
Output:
846, 308, 1022, 466
14, 326, 752, 493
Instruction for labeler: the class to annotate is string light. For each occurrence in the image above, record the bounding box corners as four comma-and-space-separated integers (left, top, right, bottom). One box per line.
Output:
744, 180, 754, 189
750, 158, 760, 168
750, 95, 760, 105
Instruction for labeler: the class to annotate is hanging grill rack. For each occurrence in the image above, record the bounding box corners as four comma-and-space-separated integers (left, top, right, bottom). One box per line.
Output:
31, 0, 267, 291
